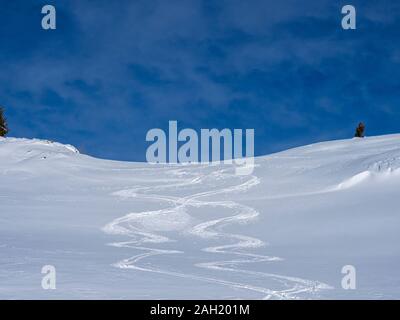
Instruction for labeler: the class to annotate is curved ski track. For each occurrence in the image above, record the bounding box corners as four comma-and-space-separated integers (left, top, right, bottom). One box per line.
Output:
102, 166, 331, 299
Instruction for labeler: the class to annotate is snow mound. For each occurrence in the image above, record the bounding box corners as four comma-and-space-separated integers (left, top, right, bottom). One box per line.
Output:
0, 137, 79, 163
336, 171, 371, 190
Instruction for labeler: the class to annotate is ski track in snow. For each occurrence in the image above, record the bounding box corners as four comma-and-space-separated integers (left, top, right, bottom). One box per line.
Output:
102, 166, 332, 299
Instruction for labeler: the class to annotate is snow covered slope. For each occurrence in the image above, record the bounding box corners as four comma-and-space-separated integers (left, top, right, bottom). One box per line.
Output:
1, 135, 400, 299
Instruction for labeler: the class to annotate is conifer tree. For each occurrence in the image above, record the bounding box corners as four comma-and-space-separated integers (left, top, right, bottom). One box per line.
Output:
354, 122, 365, 138
0, 107, 9, 137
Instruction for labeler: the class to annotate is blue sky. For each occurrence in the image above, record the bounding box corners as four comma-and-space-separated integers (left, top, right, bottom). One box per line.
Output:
1, 0, 399, 161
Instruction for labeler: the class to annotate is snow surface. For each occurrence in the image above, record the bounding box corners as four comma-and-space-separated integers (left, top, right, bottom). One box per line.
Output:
1, 135, 400, 299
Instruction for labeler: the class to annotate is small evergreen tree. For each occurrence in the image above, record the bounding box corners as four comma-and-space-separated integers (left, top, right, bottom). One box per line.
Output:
0, 107, 9, 137
354, 122, 365, 138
